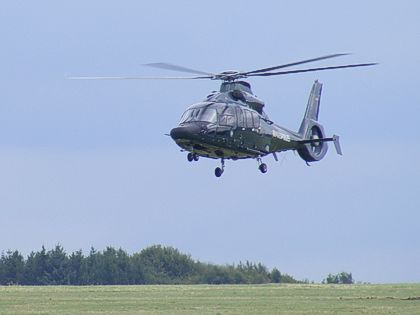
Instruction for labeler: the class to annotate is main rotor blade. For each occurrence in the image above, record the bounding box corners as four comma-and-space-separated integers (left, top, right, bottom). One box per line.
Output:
242, 53, 350, 75
143, 62, 214, 76
247, 63, 378, 77
68, 75, 212, 80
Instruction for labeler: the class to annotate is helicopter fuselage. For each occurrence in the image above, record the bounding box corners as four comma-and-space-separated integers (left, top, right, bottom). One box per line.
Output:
170, 81, 302, 160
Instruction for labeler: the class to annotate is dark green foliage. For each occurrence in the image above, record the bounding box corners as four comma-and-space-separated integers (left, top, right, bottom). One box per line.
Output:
324, 272, 354, 284
0, 245, 303, 285
23, 246, 48, 285
46, 245, 69, 285
138, 245, 198, 284
67, 250, 85, 285
0, 250, 25, 285
235, 261, 270, 284
199, 264, 235, 284
270, 267, 281, 283
280, 273, 300, 284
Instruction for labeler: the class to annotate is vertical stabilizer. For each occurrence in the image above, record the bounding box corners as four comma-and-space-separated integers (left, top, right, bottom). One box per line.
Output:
299, 80, 322, 136
297, 81, 329, 162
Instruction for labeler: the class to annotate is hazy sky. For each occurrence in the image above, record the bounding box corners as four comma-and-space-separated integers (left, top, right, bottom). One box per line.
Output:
1, 1, 419, 283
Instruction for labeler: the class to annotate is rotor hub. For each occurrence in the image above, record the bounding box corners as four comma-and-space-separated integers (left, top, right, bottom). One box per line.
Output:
213, 70, 244, 81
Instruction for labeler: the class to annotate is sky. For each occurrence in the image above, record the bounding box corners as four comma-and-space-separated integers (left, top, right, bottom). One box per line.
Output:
0, 1, 419, 283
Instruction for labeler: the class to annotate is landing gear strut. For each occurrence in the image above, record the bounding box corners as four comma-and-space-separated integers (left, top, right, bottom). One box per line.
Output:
215, 159, 225, 177
257, 157, 268, 174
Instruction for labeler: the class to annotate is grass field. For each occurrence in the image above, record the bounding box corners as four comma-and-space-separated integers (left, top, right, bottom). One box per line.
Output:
0, 284, 419, 314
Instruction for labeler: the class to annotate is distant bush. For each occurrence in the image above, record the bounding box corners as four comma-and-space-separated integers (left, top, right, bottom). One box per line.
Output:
323, 272, 354, 284
0, 245, 301, 285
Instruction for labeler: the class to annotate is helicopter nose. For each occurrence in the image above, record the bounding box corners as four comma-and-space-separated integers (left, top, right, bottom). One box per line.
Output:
170, 124, 202, 141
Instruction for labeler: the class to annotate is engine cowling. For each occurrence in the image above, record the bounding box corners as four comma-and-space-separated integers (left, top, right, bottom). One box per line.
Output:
297, 123, 328, 162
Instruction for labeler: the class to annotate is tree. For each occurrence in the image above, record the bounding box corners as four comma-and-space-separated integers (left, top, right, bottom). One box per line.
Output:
100, 247, 130, 285
324, 272, 354, 284
67, 250, 85, 285
0, 250, 24, 285
338, 272, 353, 284
138, 245, 197, 284
85, 247, 103, 284
270, 268, 281, 283
280, 273, 299, 284
115, 248, 131, 284
23, 246, 48, 285
130, 252, 146, 284
236, 261, 270, 284
200, 264, 235, 284
46, 245, 69, 285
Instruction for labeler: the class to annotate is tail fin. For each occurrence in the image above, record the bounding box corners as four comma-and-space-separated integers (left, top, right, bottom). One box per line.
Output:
297, 81, 342, 162
298, 80, 322, 136
296, 81, 329, 162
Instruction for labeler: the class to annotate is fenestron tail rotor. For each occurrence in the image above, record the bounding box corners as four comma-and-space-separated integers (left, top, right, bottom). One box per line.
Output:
69, 53, 377, 81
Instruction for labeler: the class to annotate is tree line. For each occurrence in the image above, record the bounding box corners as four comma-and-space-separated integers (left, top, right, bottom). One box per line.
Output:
0, 245, 301, 285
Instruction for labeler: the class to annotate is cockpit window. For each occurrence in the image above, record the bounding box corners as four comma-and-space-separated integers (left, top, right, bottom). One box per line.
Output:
199, 108, 217, 123
179, 107, 217, 124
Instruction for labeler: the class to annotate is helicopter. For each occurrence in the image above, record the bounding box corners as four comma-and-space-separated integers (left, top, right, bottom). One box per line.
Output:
70, 53, 376, 177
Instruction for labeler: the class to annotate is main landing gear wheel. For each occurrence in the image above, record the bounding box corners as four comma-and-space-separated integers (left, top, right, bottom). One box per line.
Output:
215, 167, 224, 177
256, 157, 268, 174
215, 158, 225, 177
259, 163, 268, 173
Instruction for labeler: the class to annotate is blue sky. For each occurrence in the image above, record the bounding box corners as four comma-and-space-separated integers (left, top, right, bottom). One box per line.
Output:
1, 1, 419, 283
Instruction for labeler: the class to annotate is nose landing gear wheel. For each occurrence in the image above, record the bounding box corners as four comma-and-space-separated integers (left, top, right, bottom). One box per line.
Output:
187, 153, 199, 162
259, 163, 268, 174
215, 167, 224, 177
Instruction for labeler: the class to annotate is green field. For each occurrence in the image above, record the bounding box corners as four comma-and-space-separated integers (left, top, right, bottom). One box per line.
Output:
0, 284, 419, 314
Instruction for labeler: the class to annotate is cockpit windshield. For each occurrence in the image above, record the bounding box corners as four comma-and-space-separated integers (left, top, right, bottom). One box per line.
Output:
179, 107, 217, 124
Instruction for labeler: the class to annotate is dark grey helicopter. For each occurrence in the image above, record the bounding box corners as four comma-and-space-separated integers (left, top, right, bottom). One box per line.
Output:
71, 53, 376, 177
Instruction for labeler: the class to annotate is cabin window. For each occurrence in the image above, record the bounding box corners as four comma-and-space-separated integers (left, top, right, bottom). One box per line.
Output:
218, 106, 236, 127
244, 110, 253, 128
219, 114, 235, 126
252, 112, 260, 128
242, 109, 260, 128
236, 107, 245, 127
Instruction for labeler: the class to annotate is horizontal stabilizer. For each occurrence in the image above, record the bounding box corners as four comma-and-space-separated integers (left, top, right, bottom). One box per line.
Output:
298, 135, 342, 155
